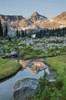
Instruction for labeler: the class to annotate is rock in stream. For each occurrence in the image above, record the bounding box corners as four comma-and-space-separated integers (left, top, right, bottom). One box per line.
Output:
12, 78, 39, 100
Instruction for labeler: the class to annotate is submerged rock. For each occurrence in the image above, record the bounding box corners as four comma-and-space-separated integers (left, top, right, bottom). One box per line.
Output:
12, 78, 39, 100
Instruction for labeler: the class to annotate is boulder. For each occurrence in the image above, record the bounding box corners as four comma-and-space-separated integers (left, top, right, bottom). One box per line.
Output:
0, 49, 4, 55
10, 48, 15, 52
10, 51, 17, 57
12, 78, 39, 100
56, 51, 60, 54
18, 46, 23, 50
5, 53, 10, 57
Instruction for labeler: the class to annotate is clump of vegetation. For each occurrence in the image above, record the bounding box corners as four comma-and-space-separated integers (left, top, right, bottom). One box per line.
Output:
30, 72, 63, 100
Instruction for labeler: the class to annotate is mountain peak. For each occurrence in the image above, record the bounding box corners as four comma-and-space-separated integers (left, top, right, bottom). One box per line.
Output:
61, 11, 66, 16
32, 12, 39, 16
53, 11, 66, 19
28, 12, 47, 21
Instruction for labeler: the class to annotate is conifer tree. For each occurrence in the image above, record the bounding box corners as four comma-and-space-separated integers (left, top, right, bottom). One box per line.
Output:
24, 30, 26, 37
4, 24, 8, 36
0, 20, 3, 37
16, 28, 19, 36
21, 30, 25, 37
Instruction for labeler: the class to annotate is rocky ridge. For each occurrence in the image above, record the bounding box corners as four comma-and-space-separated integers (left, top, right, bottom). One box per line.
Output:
0, 11, 66, 30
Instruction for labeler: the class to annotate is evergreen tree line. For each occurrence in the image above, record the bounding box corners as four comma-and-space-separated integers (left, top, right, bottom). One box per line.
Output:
16, 27, 66, 38
36, 28, 66, 38
0, 20, 8, 37
16, 29, 28, 38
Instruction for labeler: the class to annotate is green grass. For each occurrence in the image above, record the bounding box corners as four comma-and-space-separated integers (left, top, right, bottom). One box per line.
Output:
45, 55, 66, 73
23, 54, 45, 60
48, 40, 63, 44
45, 55, 66, 80
22, 46, 66, 60
0, 58, 22, 81
22, 46, 43, 59
48, 46, 66, 55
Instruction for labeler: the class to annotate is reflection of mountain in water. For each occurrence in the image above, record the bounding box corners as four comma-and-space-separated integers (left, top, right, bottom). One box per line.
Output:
16, 59, 47, 74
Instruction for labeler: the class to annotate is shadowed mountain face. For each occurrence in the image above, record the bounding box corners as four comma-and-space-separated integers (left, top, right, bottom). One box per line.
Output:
0, 11, 66, 30
0, 14, 24, 22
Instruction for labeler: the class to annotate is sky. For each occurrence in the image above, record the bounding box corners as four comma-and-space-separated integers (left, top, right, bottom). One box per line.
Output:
0, 0, 66, 18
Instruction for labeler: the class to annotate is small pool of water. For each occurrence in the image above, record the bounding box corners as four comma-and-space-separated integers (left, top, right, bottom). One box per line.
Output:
0, 67, 49, 100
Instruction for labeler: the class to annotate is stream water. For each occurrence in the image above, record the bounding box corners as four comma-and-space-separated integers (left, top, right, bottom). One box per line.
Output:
0, 58, 57, 100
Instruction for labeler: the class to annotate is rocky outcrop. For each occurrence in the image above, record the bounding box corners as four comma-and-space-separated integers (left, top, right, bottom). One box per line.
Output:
12, 78, 39, 100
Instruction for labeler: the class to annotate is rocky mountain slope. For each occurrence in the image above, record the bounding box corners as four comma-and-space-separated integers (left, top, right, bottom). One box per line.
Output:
49, 11, 66, 28
0, 11, 66, 30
